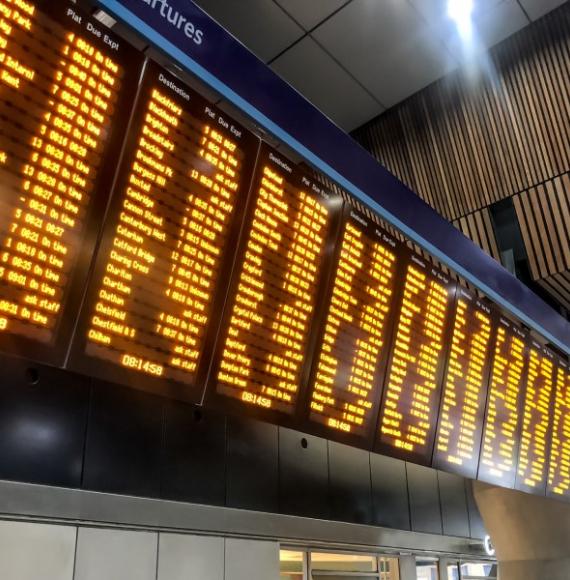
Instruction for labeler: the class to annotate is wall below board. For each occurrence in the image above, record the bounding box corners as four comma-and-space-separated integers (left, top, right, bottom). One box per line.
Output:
0, 353, 486, 543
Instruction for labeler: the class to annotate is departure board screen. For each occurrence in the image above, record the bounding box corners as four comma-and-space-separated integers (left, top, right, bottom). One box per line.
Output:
377, 252, 456, 463
68, 63, 259, 401
478, 317, 528, 487
0, 0, 141, 363
433, 288, 494, 478
515, 341, 556, 494
303, 209, 401, 443
5, 0, 570, 503
209, 145, 341, 416
548, 359, 570, 500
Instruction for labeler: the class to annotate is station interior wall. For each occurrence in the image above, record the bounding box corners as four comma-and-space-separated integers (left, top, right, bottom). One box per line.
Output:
5, 1, 570, 578
0, 520, 279, 580
0, 352, 486, 545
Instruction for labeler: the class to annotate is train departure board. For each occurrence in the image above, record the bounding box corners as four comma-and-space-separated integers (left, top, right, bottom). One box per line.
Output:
478, 317, 528, 487
548, 359, 570, 499
68, 63, 259, 401
303, 209, 400, 443
4, 0, 570, 504
433, 288, 494, 478
0, 0, 141, 363
208, 145, 341, 416
516, 341, 556, 494
377, 252, 456, 463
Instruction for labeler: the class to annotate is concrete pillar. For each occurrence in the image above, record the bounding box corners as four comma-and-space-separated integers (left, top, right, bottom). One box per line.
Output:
438, 558, 454, 580
398, 555, 417, 580
474, 481, 570, 580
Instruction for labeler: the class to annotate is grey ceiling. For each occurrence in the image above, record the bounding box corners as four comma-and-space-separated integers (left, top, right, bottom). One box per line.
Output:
192, 0, 568, 131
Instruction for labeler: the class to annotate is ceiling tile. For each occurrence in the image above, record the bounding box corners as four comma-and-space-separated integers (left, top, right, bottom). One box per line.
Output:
271, 37, 384, 131
408, 0, 506, 25
274, 0, 348, 30
409, 0, 528, 63
312, 0, 458, 107
192, 0, 304, 62
519, 0, 568, 20
472, 1, 529, 49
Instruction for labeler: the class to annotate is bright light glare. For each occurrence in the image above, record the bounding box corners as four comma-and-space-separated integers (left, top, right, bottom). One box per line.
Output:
448, 0, 474, 40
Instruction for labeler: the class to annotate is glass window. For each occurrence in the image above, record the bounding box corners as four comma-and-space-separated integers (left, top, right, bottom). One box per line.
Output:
311, 552, 378, 572
380, 557, 400, 580
460, 562, 497, 578
447, 563, 460, 580
280, 550, 304, 580
280, 548, 400, 580
415, 560, 438, 580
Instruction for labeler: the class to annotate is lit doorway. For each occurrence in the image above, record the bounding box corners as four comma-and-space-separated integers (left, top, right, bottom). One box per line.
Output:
280, 549, 400, 580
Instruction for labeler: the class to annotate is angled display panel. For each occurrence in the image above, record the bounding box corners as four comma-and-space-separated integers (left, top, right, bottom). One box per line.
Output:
548, 359, 570, 500
300, 208, 402, 447
433, 288, 495, 479
0, 0, 142, 364
515, 341, 556, 495
478, 317, 528, 488
376, 251, 456, 465
206, 144, 342, 420
69, 62, 259, 402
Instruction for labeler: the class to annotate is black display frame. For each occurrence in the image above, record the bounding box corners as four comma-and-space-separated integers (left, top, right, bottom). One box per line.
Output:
373, 248, 458, 466
67, 61, 261, 404
476, 315, 530, 489
514, 339, 558, 496
546, 356, 570, 502
0, 0, 144, 366
431, 286, 498, 479
295, 205, 407, 450
203, 142, 344, 428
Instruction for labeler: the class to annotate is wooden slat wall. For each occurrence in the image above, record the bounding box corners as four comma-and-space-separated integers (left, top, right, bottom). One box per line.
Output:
513, 173, 570, 280
452, 208, 502, 263
539, 272, 570, 312
513, 172, 570, 310
352, 3, 570, 224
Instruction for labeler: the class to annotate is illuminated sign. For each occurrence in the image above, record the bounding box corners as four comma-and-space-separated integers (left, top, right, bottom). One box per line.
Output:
0, 0, 140, 362
138, 0, 203, 45
433, 288, 494, 478
377, 252, 455, 463
548, 359, 570, 499
304, 209, 400, 442
4, 0, 570, 502
209, 145, 341, 415
516, 341, 556, 494
68, 63, 258, 401
484, 535, 496, 556
478, 317, 528, 487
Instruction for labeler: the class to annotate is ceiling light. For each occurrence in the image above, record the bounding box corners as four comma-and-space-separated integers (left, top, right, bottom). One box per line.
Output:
448, 0, 474, 40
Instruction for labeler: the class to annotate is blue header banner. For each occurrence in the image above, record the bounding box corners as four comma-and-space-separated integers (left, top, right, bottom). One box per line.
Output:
98, 0, 570, 353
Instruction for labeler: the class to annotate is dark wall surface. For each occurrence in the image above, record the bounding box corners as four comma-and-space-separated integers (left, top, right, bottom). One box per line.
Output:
0, 354, 485, 539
